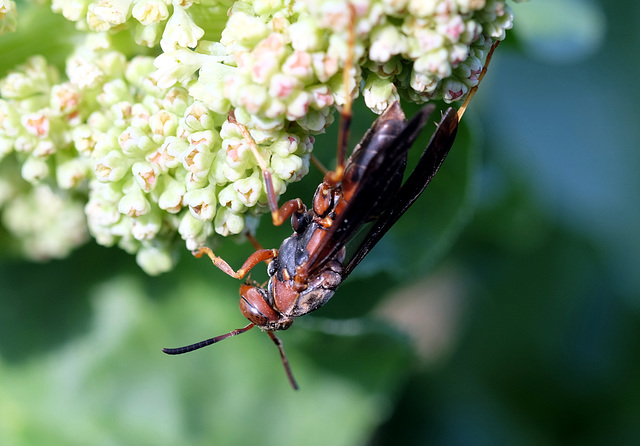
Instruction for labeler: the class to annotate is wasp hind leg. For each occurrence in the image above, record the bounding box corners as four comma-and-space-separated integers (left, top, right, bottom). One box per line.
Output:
324, 3, 357, 187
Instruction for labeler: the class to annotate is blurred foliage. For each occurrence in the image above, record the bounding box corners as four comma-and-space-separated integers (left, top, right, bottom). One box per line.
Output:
2, 0, 640, 444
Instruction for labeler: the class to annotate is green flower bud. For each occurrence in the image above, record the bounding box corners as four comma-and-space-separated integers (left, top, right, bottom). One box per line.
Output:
178, 211, 213, 250
98, 79, 129, 106
118, 184, 151, 217
66, 55, 105, 89
163, 87, 190, 116
289, 16, 323, 52
153, 49, 203, 89
271, 153, 305, 182
147, 136, 182, 172
369, 25, 407, 63
33, 140, 57, 158
118, 126, 155, 155
214, 207, 244, 236
21, 156, 49, 184
184, 183, 218, 221
57, 157, 91, 189
217, 183, 246, 214
131, 211, 162, 241
50, 83, 80, 114
253, 0, 285, 16
182, 131, 216, 175
136, 241, 176, 275
0, 99, 20, 137
234, 175, 263, 208
363, 75, 400, 115
221, 12, 270, 49
149, 109, 178, 143
158, 174, 186, 213
96, 150, 129, 182
182, 101, 214, 132
269, 133, 299, 158
0, 56, 56, 99
134, 20, 164, 48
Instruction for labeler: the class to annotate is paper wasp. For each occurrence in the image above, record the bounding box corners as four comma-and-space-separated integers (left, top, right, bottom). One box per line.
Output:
163, 30, 500, 389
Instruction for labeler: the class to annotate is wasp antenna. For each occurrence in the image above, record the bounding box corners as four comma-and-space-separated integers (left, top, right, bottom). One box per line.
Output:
457, 40, 500, 121
162, 323, 256, 355
267, 331, 299, 390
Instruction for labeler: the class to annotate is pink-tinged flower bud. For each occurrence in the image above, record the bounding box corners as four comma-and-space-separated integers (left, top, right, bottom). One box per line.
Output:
442, 78, 468, 104
132, 161, 160, 193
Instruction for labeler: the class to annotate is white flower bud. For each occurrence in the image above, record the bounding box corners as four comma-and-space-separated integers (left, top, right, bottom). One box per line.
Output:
234, 175, 263, 208
153, 49, 203, 89
118, 184, 151, 217
158, 175, 186, 213
178, 211, 213, 250
21, 156, 49, 184
214, 207, 244, 236
136, 242, 176, 275
363, 75, 399, 115
271, 153, 303, 181
132, 0, 169, 26
57, 158, 90, 189
131, 212, 162, 241
87, 0, 132, 31
217, 183, 246, 214
160, 4, 204, 50
96, 150, 129, 182
184, 184, 218, 221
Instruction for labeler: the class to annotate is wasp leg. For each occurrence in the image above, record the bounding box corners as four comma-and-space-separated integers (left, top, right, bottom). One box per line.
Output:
324, 3, 356, 187
246, 232, 263, 250
227, 112, 306, 226
267, 331, 299, 391
457, 40, 500, 120
194, 247, 277, 279
309, 154, 329, 176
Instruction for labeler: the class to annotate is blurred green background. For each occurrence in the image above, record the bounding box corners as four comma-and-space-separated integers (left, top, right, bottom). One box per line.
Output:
2, 0, 639, 444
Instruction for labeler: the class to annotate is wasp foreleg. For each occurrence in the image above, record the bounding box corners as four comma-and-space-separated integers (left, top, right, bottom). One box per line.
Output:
194, 247, 277, 279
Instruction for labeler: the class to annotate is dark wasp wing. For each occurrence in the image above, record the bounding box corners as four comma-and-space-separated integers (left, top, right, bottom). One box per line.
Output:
304, 102, 436, 278
343, 107, 459, 278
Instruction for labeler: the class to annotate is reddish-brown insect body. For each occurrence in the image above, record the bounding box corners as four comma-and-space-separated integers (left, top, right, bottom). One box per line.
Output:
163, 38, 501, 390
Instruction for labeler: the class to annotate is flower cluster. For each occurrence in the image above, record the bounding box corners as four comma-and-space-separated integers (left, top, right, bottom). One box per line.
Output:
0, 0, 519, 274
